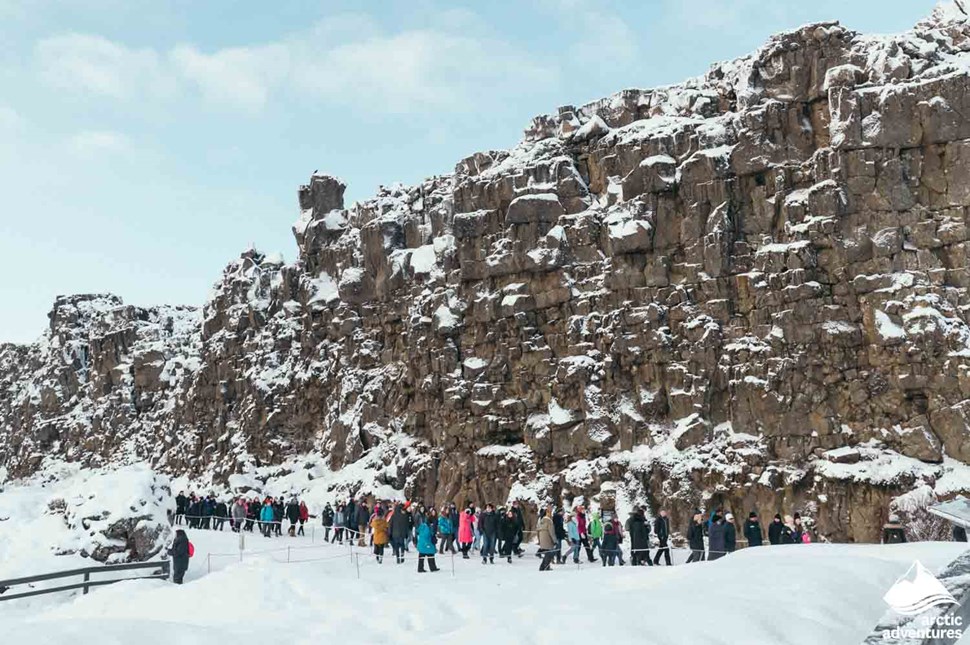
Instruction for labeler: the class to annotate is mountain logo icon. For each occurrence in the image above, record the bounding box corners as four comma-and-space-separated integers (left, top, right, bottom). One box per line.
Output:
883, 561, 958, 616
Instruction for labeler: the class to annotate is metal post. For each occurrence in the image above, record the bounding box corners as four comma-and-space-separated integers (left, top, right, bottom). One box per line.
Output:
207, 554, 211, 574
287, 547, 291, 563
355, 553, 360, 579
83, 571, 90, 595
451, 553, 455, 577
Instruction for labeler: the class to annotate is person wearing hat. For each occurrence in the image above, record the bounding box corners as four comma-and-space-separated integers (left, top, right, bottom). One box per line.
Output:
744, 512, 763, 547
686, 510, 705, 563
768, 513, 784, 545
882, 515, 907, 544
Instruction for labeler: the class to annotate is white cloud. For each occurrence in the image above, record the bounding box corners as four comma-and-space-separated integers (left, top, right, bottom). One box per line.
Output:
68, 130, 131, 155
35, 33, 176, 100
0, 104, 22, 129
543, 0, 639, 68
31, 15, 554, 115
170, 43, 289, 113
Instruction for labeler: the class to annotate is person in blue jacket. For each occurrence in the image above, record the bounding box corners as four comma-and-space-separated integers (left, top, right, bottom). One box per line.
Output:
417, 515, 440, 572
260, 499, 275, 537
437, 511, 456, 554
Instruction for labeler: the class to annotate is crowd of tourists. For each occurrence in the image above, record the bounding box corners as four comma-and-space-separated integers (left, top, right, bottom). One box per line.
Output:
172, 491, 863, 575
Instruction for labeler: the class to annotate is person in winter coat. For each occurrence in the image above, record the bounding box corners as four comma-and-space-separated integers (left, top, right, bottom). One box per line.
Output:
781, 515, 796, 544
437, 512, 456, 554
355, 502, 370, 547
231, 499, 247, 532
458, 508, 475, 559
882, 515, 907, 544
272, 499, 284, 536
333, 505, 346, 544
609, 516, 627, 565
652, 510, 671, 566
686, 511, 705, 563
793, 516, 811, 544
511, 501, 526, 556
416, 515, 440, 572
768, 514, 784, 545
626, 508, 653, 566
566, 513, 581, 563
371, 512, 389, 562
589, 511, 604, 558
553, 508, 567, 564
499, 510, 519, 563
213, 500, 228, 531
260, 500, 276, 537
345, 498, 357, 537
708, 514, 727, 560
168, 529, 191, 584
246, 499, 259, 532
175, 492, 187, 525
285, 499, 301, 536
744, 512, 763, 547
601, 521, 620, 566
537, 508, 558, 571
574, 506, 597, 563
321, 503, 334, 542
480, 504, 499, 564
297, 501, 309, 536
389, 503, 410, 564
472, 509, 482, 553
955, 525, 968, 542
201, 496, 215, 530
724, 513, 737, 553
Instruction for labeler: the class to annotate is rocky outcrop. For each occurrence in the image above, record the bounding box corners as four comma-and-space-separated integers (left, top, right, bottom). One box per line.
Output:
5, 6, 970, 542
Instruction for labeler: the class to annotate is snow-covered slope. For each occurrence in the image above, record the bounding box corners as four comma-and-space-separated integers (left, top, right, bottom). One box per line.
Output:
0, 529, 965, 645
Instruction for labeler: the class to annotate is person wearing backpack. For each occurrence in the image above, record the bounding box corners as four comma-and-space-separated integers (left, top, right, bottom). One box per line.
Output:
168, 529, 192, 584
416, 513, 440, 573
321, 503, 335, 542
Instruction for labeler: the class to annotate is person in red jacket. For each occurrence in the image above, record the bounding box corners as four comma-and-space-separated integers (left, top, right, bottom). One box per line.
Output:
574, 506, 597, 563
298, 501, 309, 536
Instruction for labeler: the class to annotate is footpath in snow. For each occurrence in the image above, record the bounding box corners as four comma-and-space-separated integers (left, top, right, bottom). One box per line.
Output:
0, 524, 966, 645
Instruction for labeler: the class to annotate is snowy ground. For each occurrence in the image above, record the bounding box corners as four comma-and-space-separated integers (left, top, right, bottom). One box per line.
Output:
0, 522, 966, 644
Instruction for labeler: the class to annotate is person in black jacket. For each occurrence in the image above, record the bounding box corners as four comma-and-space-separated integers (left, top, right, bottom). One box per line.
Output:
213, 499, 228, 531
708, 514, 727, 560
652, 509, 672, 566
686, 511, 705, 563
626, 508, 653, 566
355, 501, 370, 546
389, 503, 410, 564
511, 501, 525, 556
499, 510, 519, 563
768, 513, 784, 545
744, 512, 763, 547
724, 513, 737, 553
321, 503, 334, 542
553, 508, 567, 564
175, 492, 187, 525
168, 529, 190, 584
246, 498, 259, 532
480, 504, 499, 564
285, 498, 300, 535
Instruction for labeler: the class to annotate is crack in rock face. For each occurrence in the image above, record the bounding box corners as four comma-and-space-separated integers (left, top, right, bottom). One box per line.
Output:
6, 5, 970, 542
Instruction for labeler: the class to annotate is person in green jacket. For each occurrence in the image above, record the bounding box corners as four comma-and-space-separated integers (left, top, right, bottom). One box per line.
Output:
588, 510, 605, 560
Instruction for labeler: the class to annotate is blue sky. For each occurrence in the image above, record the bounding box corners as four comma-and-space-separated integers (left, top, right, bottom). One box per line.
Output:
0, 0, 936, 343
